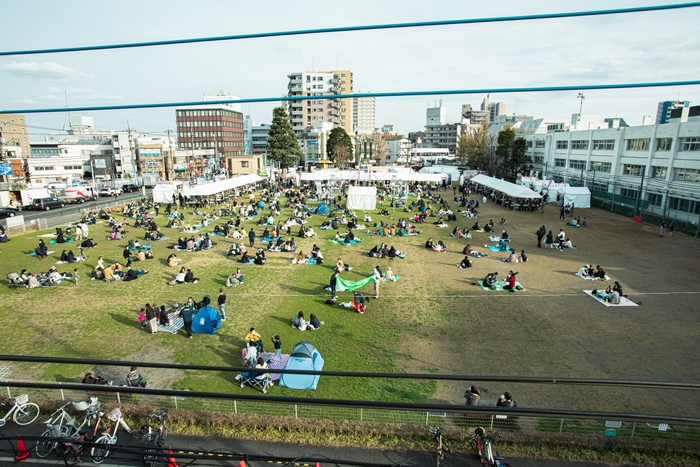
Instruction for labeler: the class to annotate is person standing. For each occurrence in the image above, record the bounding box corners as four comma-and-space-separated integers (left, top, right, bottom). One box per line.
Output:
536, 225, 546, 248
329, 272, 338, 300
217, 289, 227, 321
271, 335, 282, 358
75, 222, 84, 242
556, 229, 566, 250
372, 266, 382, 299
248, 228, 256, 247
123, 246, 132, 267
179, 304, 195, 339
154, 203, 160, 216
464, 386, 482, 406
660, 220, 667, 237
559, 205, 566, 220
81, 222, 89, 241
145, 303, 157, 335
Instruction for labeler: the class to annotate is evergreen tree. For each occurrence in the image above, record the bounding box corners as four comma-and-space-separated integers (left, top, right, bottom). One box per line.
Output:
266, 106, 302, 168
326, 127, 354, 165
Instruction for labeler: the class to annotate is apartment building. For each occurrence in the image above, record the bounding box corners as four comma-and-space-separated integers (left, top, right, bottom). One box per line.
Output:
353, 93, 375, 135
286, 70, 354, 136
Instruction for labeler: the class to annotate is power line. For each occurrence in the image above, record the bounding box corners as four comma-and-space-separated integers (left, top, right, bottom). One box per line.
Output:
1, 3, 698, 56
2, 80, 700, 115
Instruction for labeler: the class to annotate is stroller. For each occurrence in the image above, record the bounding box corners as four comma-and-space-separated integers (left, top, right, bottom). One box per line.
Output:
352, 292, 368, 314
236, 368, 272, 393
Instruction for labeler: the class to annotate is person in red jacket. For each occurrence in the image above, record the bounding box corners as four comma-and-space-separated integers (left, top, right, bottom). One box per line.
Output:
503, 270, 518, 292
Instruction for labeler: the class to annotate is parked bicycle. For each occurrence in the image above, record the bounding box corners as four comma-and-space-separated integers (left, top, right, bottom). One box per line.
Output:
0, 394, 40, 427
429, 426, 451, 467
91, 407, 133, 464
139, 409, 169, 467
62, 408, 106, 466
36, 397, 101, 458
468, 427, 510, 467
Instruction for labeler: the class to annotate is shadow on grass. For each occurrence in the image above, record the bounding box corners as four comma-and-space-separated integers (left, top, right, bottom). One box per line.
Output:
109, 312, 139, 329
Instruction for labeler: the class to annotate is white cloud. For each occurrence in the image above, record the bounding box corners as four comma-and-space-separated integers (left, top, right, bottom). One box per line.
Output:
0, 61, 91, 81
14, 98, 40, 105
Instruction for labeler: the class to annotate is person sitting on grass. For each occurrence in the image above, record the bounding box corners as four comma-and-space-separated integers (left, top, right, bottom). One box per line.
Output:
82, 372, 108, 385
226, 268, 245, 286
496, 392, 517, 407
459, 256, 473, 269
504, 251, 518, 262
126, 366, 148, 388
483, 272, 498, 289
425, 238, 434, 249
433, 240, 447, 252
291, 311, 308, 331
308, 313, 323, 330
503, 270, 518, 292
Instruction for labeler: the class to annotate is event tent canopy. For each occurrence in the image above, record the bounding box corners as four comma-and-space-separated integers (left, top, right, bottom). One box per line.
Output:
299, 169, 441, 182
562, 186, 591, 208
470, 174, 542, 199
346, 186, 377, 210
151, 182, 183, 203
151, 174, 263, 202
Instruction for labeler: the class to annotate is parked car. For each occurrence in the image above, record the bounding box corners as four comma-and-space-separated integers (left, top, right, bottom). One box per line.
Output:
32, 197, 65, 210
0, 207, 19, 219
121, 184, 139, 193
99, 187, 122, 197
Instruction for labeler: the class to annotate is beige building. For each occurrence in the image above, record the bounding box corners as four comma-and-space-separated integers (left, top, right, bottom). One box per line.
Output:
286, 69, 354, 136
225, 154, 264, 176
0, 114, 31, 162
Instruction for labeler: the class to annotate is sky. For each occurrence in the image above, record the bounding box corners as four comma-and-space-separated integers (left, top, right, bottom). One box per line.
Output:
1, 0, 700, 141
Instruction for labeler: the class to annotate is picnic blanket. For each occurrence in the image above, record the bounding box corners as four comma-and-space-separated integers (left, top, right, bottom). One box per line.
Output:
28, 250, 55, 256
390, 253, 407, 259
469, 252, 488, 258
181, 229, 200, 233
37, 233, 57, 238
157, 311, 185, 334
329, 238, 362, 245
584, 290, 638, 307
152, 236, 170, 242
259, 352, 291, 381
241, 257, 256, 265
48, 238, 75, 245
334, 275, 374, 292
382, 275, 402, 283
477, 280, 526, 291
129, 244, 152, 251
489, 236, 511, 242
261, 236, 281, 243
487, 245, 514, 253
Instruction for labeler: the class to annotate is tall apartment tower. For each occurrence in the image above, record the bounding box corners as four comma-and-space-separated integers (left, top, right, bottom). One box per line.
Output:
656, 100, 690, 124
489, 102, 506, 122
286, 70, 354, 136
352, 93, 376, 134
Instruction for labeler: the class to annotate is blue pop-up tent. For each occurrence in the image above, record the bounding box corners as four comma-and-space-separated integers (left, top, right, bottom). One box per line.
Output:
315, 203, 329, 215
279, 342, 324, 390
191, 306, 221, 334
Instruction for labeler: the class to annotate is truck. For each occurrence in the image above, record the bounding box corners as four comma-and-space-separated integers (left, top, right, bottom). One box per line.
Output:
18, 188, 51, 209
63, 186, 99, 203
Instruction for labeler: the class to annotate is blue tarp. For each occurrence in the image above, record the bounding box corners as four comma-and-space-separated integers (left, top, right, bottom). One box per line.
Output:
257, 201, 266, 208
315, 203, 329, 215
279, 342, 324, 390
191, 306, 221, 334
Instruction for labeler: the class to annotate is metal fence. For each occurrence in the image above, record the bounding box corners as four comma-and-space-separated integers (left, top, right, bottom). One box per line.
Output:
5, 384, 699, 448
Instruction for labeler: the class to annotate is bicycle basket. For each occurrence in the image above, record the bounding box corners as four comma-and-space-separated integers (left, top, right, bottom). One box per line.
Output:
108, 408, 122, 422
72, 401, 90, 411
14, 394, 28, 405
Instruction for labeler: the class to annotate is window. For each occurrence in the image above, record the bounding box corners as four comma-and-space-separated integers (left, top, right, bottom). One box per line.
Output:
656, 138, 673, 151
589, 161, 612, 173
680, 137, 700, 151
651, 166, 667, 179
533, 156, 544, 163
554, 158, 566, 167
675, 168, 700, 182
591, 181, 608, 193
569, 160, 586, 169
571, 140, 588, 150
669, 196, 700, 214
626, 138, 650, 151
241, 161, 249, 168
592, 140, 615, 150
535, 140, 545, 148
647, 193, 663, 206
624, 164, 645, 176
619, 188, 638, 198
556, 141, 568, 150
525, 140, 533, 148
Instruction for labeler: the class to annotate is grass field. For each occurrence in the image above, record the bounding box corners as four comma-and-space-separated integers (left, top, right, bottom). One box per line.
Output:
1, 187, 699, 417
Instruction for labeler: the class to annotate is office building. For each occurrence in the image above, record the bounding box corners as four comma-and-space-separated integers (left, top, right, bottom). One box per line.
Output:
426, 101, 446, 126
489, 102, 506, 122
286, 70, 354, 136
656, 100, 690, 124
461, 104, 489, 126
251, 124, 271, 156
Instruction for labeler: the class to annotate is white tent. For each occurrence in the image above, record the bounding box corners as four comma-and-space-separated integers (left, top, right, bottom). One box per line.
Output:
563, 186, 591, 208
152, 182, 182, 203
470, 174, 542, 199
182, 174, 263, 197
300, 169, 442, 183
346, 186, 377, 210
419, 165, 461, 184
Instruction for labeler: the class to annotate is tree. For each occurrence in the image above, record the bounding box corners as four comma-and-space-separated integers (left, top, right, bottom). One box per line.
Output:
368, 132, 389, 165
326, 127, 353, 166
459, 120, 490, 169
495, 125, 515, 178
266, 106, 302, 168
509, 137, 531, 181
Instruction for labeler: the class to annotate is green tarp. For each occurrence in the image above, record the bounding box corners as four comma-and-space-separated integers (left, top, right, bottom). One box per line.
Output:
336, 275, 374, 292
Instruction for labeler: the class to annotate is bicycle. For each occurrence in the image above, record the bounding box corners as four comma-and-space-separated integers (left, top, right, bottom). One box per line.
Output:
468, 427, 510, 467
0, 394, 40, 427
91, 407, 133, 464
35, 397, 100, 458
138, 409, 169, 467
429, 426, 451, 467
62, 407, 107, 466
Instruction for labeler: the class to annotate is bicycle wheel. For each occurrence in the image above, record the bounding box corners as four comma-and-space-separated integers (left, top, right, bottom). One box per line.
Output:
91, 436, 111, 464
160, 418, 169, 441
63, 448, 80, 466
35, 431, 54, 458
14, 402, 40, 425
442, 438, 451, 454
148, 447, 162, 467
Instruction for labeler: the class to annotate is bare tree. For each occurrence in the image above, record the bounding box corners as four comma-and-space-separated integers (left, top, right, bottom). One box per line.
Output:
368, 132, 390, 165
332, 144, 353, 168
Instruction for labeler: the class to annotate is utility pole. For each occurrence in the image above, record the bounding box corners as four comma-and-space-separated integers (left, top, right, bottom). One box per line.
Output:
167, 128, 174, 182
577, 93, 586, 123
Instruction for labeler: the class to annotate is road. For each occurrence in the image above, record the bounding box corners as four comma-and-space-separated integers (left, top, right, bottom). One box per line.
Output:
0, 427, 642, 467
